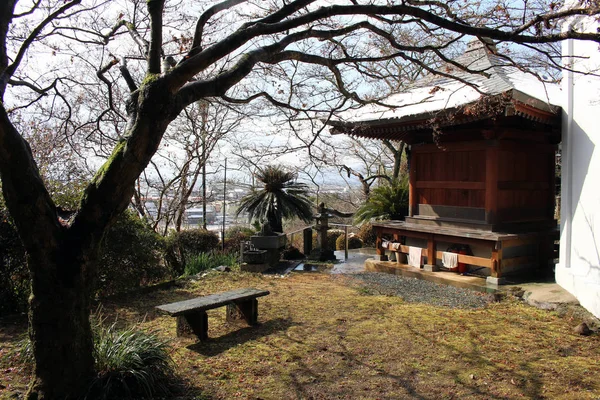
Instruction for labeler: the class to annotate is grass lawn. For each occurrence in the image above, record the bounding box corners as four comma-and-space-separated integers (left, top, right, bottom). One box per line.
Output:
1, 270, 600, 399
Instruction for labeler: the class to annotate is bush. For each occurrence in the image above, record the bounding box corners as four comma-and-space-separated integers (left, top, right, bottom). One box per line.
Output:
98, 210, 168, 297
312, 229, 344, 251
282, 245, 305, 260
357, 222, 377, 247
164, 229, 220, 274
18, 317, 176, 399
335, 235, 363, 250
90, 321, 175, 399
184, 251, 238, 275
0, 208, 28, 315
354, 178, 409, 223
224, 225, 256, 254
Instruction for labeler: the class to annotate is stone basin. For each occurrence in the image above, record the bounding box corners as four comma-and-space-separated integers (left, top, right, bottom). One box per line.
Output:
242, 249, 267, 264
250, 234, 287, 250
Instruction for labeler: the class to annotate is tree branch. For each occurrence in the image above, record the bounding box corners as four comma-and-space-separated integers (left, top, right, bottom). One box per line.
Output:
187, 0, 248, 59
3, 0, 82, 90
147, 0, 165, 74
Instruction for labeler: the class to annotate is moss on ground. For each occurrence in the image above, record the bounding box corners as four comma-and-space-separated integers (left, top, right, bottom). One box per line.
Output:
1, 271, 600, 399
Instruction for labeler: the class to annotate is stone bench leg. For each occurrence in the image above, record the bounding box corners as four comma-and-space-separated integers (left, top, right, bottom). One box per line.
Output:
226, 299, 258, 325
177, 311, 208, 341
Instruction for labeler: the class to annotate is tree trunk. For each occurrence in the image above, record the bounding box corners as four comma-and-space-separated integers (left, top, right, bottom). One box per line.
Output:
26, 253, 95, 400
268, 210, 283, 233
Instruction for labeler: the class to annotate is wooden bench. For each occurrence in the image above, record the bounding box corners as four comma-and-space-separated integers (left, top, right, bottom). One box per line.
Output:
156, 288, 270, 341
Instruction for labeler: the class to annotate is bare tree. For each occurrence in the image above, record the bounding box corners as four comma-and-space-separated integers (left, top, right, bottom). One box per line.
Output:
134, 99, 244, 233
0, 0, 599, 398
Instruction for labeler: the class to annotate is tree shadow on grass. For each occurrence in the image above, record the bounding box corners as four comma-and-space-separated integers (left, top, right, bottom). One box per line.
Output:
186, 317, 297, 357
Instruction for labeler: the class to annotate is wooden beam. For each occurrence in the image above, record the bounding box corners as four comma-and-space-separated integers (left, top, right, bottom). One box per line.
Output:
502, 238, 537, 248
415, 181, 486, 190
497, 140, 556, 153
497, 181, 550, 190
501, 256, 536, 269
412, 142, 491, 153
434, 251, 493, 268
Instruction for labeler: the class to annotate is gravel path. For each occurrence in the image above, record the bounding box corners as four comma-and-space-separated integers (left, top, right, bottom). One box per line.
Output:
341, 272, 494, 309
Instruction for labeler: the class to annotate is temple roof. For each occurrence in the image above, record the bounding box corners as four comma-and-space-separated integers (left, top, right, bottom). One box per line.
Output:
329, 39, 562, 142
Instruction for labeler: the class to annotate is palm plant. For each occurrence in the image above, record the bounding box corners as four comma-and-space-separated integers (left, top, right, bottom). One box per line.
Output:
236, 166, 313, 233
354, 177, 409, 224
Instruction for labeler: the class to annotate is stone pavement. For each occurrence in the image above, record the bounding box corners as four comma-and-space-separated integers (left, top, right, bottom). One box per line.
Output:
330, 249, 372, 274
330, 248, 581, 310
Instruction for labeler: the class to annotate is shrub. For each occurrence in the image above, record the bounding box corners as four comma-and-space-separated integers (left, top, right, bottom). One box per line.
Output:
164, 229, 220, 274
0, 207, 28, 315
18, 317, 176, 400
282, 245, 305, 260
90, 321, 175, 399
312, 229, 344, 251
184, 251, 238, 275
98, 210, 169, 297
357, 222, 377, 247
336, 235, 363, 250
224, 225, 256, 254
354, 178, 409, 223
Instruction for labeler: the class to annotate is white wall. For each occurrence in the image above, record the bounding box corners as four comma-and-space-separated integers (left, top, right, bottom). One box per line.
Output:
557, 14, 600, 318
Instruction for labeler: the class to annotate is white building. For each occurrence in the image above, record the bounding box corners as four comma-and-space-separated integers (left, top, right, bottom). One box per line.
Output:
557, 10, 600, 318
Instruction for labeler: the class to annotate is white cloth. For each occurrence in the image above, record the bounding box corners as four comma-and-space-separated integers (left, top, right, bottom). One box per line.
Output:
390, 242, 401, 250
408, 246, 422, 268
382, 240, 389, 249
442, 251, 458, 269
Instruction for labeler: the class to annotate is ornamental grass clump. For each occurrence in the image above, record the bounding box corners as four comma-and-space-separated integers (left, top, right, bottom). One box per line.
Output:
17, 318, 176, 399
89, 321, 175, 399
184, 251, 239, 275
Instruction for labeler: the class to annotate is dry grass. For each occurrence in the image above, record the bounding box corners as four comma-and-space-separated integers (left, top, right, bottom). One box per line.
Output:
2, 271, 600, 399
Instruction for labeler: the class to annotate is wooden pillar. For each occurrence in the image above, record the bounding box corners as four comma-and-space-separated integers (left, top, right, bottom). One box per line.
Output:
537, 234, 554, 272
548, 147, 557, 219
375, 227, 388, 261
409, 150, 417, 217
485, 147, 499, 225
424, 234, 438, 271
491, 241, 503, 278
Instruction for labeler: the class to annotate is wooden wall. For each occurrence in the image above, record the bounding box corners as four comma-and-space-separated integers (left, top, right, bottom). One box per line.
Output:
496, 144, 555, 222
413, 145, 486, 208
411, 141, 556, 225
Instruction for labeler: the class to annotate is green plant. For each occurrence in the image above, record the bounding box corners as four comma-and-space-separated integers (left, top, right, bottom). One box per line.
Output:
16, 317, 176, 400
98, 210, 169, 297
165, 229, 220, 274
224, 225, 256, 253
184, 251, 238, 275
90, 321, 174, 399
236, 166, 313, 233
282, 245, 305, 260
357, 222, 377, 247
354, 178, 409, 223
312, 229, 345, 251
336, 235, 363, 250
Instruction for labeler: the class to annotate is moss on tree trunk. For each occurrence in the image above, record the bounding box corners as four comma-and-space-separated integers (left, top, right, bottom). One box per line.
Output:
26, 254, 95, 400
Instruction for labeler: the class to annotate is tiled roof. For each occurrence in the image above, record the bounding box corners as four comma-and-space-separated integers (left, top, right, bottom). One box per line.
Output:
332, 39, 561, 128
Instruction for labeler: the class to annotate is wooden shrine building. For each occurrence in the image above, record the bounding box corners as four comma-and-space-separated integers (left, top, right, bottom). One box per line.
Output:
329, 39, 560, 285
